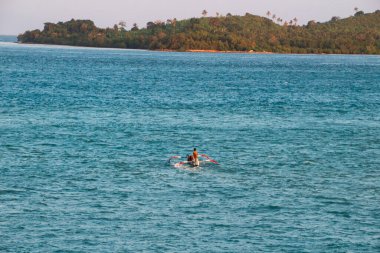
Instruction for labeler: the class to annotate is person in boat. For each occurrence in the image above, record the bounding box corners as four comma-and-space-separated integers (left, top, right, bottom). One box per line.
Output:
187, 154, 193, 162
193, 148, 199, 166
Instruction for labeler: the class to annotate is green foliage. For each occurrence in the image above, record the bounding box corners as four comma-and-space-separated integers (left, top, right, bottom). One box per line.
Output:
17, 12, 380, 54
355, 11, 365, 17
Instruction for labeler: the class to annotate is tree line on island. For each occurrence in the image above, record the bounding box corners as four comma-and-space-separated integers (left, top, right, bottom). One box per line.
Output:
18, 9, 380, 54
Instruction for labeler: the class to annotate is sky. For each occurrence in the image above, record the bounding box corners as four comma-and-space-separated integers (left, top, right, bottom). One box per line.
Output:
0, 0, 379, 35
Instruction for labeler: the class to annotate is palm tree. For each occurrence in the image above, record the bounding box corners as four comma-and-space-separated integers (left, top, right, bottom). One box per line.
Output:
172, 18, 177, 34
354, 7, 359, 13
202, 10, 208, 17
272, 14, 276, 20
266, 11, 271, 18
131, 23, 139, 31
293, 17, 298, 26
118, 21, 126, 29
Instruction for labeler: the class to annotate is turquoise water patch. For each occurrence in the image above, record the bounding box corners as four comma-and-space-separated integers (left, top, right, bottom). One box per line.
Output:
0, 42, 379, 252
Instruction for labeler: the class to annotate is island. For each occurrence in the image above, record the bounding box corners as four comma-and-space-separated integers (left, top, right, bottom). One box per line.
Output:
17, 10, 380, 54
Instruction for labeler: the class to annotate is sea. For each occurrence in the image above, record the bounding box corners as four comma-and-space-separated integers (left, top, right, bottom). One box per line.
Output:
0, 36, 379, 252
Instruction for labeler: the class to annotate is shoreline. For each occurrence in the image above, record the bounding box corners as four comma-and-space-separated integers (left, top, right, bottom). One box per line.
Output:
156, 48, 274, 54
186, 49, 272, 54
12, 42, 273, 54
9, 42, 379, 56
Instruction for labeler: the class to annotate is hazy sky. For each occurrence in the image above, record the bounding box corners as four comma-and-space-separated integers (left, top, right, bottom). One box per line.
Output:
0, 0, 379, 35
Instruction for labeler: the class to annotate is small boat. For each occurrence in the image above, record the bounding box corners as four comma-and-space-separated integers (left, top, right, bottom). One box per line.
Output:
168, 154, 219, 169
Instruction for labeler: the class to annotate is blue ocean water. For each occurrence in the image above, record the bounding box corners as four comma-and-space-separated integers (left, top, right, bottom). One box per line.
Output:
0, 36, 17, 43
0, 40, 379, 252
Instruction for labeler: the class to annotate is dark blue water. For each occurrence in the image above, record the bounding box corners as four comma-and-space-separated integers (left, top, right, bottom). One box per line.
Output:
1, 41, 379, 252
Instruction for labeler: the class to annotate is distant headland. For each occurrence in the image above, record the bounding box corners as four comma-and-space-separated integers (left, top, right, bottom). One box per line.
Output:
17, 10, 380, 54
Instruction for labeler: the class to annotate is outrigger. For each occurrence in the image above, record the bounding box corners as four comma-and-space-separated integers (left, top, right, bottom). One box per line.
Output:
168, 154, 219, 169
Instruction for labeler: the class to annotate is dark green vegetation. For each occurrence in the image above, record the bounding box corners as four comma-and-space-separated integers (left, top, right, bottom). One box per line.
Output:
18, 11, 380, 54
